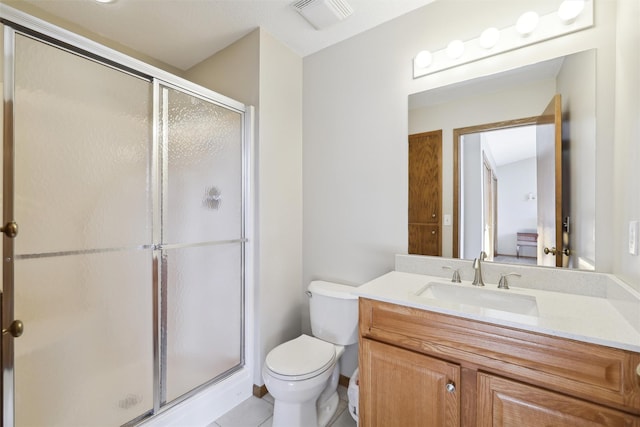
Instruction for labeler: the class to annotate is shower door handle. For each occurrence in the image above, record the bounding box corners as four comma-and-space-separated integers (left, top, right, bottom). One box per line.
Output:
1, 221, 18, 238
2, 320, 24, 338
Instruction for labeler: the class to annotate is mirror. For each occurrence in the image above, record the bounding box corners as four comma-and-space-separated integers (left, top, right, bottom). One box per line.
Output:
408, 49, 596, 269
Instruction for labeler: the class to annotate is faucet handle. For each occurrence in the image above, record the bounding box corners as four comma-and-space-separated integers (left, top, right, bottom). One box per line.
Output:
498, 273, 521, 290
442, 266, 462, 283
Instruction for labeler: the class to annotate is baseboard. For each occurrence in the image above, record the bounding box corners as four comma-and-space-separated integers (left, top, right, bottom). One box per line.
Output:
253, 375, 351, 398
339, 374, 350, 388
253, 384, 268, 398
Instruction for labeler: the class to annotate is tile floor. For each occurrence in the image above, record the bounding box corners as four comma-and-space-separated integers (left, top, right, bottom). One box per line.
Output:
209, 386, 357, 427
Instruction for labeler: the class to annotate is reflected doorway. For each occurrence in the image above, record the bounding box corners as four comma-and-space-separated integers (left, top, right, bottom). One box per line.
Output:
458, 124, 539, 265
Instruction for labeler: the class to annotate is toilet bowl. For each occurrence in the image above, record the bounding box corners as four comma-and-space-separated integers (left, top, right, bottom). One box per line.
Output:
263, 334, 344, 427
262, 281, 359, 427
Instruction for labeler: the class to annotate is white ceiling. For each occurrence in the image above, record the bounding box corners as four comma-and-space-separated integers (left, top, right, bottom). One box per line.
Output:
15, 0, 435, 71
483, 125, 537, 167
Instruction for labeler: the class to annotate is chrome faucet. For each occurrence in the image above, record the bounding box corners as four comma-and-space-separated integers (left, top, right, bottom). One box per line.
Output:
497, 273, 521, 290
471, 251, 487, 286
442, 266, 462, 283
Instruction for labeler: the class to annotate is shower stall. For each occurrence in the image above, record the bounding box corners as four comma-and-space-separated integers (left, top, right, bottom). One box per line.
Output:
0, 8, 252, 427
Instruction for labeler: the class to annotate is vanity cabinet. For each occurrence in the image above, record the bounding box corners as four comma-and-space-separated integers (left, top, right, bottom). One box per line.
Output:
360, 338, 459, 426
358, 298, 640, 427
478, 373, 640, 426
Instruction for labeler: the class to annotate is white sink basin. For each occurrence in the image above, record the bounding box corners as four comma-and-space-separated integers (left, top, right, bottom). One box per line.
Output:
414, 282, 539, 316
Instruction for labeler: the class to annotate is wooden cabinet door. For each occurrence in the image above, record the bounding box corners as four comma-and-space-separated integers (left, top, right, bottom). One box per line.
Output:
360, 338, 460, 427
477, 373, 640, 427
408, 223, 440, 256
409, 130, 442, 255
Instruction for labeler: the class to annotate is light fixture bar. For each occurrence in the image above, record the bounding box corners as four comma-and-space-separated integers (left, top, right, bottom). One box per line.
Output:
413, 0, 592, 79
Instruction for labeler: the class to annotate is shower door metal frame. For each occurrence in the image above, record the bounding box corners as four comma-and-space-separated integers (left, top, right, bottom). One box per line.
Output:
0, 4, 252, 426
1, 24, 17, 427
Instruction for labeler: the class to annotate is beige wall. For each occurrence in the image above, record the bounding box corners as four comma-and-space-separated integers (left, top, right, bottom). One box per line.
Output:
185, 29, 303, 386
185, 30, 260, 107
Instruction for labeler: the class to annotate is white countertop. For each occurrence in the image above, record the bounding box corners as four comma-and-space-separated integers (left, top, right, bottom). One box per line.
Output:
354, 271, 640, 353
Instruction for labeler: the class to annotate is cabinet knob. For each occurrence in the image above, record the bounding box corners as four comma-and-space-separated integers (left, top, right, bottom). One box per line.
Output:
445, 382, 455, 393
431, 213, 436, 218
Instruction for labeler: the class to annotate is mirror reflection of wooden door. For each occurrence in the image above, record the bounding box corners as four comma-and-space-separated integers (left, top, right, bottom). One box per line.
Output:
409, 130, 442, 256
536, 94, 564, 267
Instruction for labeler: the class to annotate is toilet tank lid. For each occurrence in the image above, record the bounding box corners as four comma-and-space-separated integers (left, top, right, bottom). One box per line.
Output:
308, 281, 358, 299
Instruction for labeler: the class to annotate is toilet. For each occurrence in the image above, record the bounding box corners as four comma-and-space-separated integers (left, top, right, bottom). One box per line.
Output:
262, 280, 359, 427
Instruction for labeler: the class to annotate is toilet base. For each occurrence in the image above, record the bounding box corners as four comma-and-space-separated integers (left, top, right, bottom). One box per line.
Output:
272, 399, 318, 427
267, 366, 341, 427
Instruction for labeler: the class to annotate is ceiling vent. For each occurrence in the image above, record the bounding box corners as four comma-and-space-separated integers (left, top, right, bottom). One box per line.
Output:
291, 0, 354, 30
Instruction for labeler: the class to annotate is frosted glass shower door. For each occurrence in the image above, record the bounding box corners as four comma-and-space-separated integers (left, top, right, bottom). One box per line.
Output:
7, 34, 154, 426
159, 85, 244, 403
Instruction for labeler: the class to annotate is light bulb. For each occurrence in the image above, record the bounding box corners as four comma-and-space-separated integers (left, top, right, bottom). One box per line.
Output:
558, 0, 585, 24
415, 50, 433, 69
446, 40, 465, 60
479, 27, 500, 49
516, 11, 539, 36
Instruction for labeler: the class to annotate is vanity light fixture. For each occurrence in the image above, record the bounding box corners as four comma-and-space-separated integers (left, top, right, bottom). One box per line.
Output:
413, 0, 593, 78
516, 11, 539, 36
479, 27, 500, 49
414, 50, 433, 69
558, 0, 586, 24
94, 0, 117, 3
446, 40, 464, 59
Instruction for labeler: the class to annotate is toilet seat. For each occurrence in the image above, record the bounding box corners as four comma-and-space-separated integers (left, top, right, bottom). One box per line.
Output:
265, 334, 336, 381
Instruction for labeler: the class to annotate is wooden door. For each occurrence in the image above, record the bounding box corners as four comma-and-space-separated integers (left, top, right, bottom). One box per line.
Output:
477, 373, 640, 427
536, 94, 564, 267
409, 130, 442, 256
359, 338, 460, 427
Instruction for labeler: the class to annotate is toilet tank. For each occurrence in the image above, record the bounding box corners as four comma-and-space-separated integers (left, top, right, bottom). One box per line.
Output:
308, 281, 359, 346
